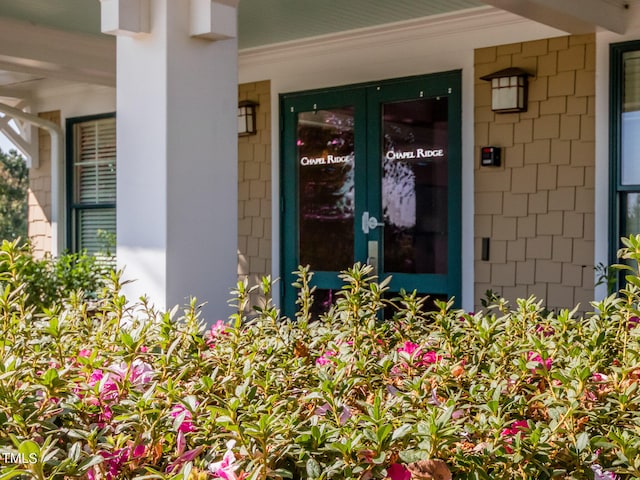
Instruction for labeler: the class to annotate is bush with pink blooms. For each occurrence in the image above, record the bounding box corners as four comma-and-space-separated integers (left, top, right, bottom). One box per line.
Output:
2, 235, 640, 480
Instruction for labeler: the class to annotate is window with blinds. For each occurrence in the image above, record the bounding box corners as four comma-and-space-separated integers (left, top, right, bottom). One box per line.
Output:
68, 115, 116, 260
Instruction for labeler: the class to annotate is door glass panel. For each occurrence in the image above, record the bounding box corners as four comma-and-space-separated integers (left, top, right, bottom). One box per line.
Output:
382, 97, 448, 274
621, 51, 640, 185
622, 192, 640, 236
297, 108, 355, 271
309, 289, 338, 318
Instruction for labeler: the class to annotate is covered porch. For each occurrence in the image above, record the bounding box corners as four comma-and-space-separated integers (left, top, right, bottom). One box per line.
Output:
0, 0, 638, 319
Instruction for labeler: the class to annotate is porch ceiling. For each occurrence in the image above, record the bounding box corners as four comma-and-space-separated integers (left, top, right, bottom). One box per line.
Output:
0, 0, 485, 50
0, 0, 637, 93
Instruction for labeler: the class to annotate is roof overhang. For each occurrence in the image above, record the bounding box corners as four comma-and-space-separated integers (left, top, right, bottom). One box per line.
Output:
482, 0, 631, 34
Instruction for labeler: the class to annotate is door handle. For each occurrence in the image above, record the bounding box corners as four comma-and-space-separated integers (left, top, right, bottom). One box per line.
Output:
362, 211, 384, 234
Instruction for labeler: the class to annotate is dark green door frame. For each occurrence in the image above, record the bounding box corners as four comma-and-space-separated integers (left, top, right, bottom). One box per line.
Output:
610, 41, 640, 281
280, 71, 462, 317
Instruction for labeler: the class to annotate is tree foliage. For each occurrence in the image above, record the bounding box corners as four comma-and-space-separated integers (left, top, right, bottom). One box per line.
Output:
0, 147, 28, 241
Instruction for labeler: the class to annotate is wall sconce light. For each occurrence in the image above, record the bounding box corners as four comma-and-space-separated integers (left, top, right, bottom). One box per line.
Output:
238, 100, 259, 136
480, 67, 532, 113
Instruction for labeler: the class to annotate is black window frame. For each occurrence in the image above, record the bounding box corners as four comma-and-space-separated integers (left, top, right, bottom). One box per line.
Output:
65, 112, 117, 255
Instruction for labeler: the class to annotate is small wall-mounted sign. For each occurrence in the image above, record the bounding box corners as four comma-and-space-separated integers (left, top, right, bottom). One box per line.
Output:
480, 146, 501, 167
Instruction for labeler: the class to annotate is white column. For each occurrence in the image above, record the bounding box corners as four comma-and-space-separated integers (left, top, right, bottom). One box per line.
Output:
104, 0, 238, 321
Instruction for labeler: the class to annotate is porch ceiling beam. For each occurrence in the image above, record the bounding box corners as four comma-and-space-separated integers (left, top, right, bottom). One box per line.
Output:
0, 17, 115, 87
0, 87, 34, 99
482, 0, 629, 34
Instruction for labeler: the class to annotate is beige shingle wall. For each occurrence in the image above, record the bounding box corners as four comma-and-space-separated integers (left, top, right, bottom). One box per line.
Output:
474, 35, 595, 312
28, 110, 59, 258
238, 81, 272, 303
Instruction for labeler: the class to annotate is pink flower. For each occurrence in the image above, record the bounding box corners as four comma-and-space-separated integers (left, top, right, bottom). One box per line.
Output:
397, 342, 441, 367
167, 446, 205, 473
420, 351, 441, 365
101, 405, 113, 421
339, 405, 352, 425
501, 419, 529, 437
78, 349, 92, 358
316, 350, 337, 366
592, 372, 609, 383
88, 369, 119, 401
592, 464, 618, 480
585, 390, 598, 402
314, 403, 352, 425
397, 341, 420, 355
535, 324, 554, 337
386, 463, 411, 480
176, 431, 187, 456
452, 409, 465, 420
315, 403, 331, 416
501, 419, 529, 453
527, 351, 552, 371
90, 448, 129, 480
110, 359, 154, 386
87, 359, 154, 405
171, 404, 196, 433
628, 317, 640, 329
131, 444, 146, 459
209, 440, 240, 480
207, 320, 230, 347
88, 370, 103, 386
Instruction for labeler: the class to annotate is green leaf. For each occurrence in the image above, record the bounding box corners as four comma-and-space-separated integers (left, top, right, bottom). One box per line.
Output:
18, 439, 40, 461
625, 275, 640, 288
120, 332, 134, 348
77, 455, 105, 472
576, 432, 589, 452
41, 367, 59, 386
306, 458, 321, 479
391, 424, 413, 441
377, 424, 393, 443
69, 441, 81, 463
399, 449, 427, 464
363, 428, 378, 444
373, 452, 386, 465
273, 468, 294, 479
47, 317, 59, 336
0, 468, 28, 480
216, 415, 233, 424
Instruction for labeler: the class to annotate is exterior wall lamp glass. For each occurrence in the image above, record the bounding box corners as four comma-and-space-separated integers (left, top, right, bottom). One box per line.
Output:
238, 100, 259, 136
480, 68, 533, 113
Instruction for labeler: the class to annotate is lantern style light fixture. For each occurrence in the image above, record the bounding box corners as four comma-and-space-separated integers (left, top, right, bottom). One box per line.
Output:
480, 67, 533, 113
238, 100, 259, 136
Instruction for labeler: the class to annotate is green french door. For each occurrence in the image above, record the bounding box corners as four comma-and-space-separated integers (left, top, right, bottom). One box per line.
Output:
280, 71, 461, 316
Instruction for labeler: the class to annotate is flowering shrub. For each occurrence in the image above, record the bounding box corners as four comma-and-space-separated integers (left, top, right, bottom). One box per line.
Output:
0, 239, 110, 309
2, 237, 640, 479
